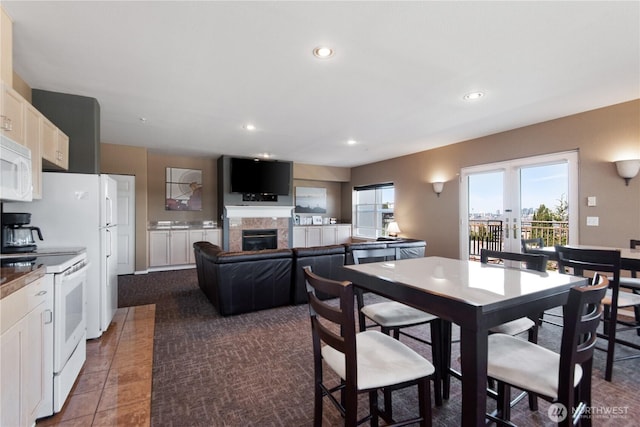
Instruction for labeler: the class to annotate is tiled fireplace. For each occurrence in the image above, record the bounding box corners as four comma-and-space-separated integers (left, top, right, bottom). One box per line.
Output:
225, 205, 294, 252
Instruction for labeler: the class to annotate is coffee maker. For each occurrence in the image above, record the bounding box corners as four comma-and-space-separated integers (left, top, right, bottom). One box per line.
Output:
1, 212, 44, 253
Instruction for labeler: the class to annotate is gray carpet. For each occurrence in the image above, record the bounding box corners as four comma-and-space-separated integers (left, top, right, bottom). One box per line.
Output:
118, 269, 640, 426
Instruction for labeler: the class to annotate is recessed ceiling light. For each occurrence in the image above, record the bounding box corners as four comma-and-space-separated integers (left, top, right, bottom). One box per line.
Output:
463, 91, 484, 101
313, 46, 334, 59
347, 139, 357, 145
244, 123, 256, 131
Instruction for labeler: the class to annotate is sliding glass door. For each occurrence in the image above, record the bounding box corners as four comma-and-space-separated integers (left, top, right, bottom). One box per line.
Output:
460, 151, 578, 260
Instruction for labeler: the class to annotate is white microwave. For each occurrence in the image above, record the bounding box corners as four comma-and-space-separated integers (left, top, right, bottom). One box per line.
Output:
0, 134, 33, 202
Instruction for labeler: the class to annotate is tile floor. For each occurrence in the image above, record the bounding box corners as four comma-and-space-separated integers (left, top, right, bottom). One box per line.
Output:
37, 304, 155, 427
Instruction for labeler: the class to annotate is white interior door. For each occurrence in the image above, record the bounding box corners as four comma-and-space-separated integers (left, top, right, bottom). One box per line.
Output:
112, 175, 135, 275
460, 151, 578, 260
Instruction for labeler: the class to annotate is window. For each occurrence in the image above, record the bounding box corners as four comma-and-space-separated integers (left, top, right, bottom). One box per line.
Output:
353, 183, 395, 238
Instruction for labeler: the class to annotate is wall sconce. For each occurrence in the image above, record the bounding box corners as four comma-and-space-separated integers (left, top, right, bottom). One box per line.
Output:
615, 159, 640, 186
432, 182, 444, 197
387, 221, 401, 238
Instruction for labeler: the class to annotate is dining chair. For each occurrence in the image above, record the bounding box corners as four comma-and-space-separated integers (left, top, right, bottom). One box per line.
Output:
485, 274, 608, 426
556, 245, 640, 381
620, 239, 640, 336
303, 266, 434, 427
480, 249, 549, 342
477, 249, 549, 411
351, 247, 443, 408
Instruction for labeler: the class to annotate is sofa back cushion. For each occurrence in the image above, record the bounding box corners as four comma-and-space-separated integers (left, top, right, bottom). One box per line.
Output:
292, 245, 346, 304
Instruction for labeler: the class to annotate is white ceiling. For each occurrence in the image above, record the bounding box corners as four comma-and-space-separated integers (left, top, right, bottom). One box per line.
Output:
3, 1, 639, 168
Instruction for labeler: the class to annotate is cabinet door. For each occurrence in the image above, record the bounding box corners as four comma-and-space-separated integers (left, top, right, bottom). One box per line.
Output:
25, 301, 46, 421
306, 227, 322, 247
321, 226, 337, 246
188, 230, 206, 264
149, 231, 170, 266
0, 320, 26, 427
204, 229, 221, 246
24, 103, 42, 199
292, 227, 306, 248
336, 225, 352, 244
56, 131, 69, 170
170, 230, 189, 265
1, 83, 25, 144
41, 118, 57, 164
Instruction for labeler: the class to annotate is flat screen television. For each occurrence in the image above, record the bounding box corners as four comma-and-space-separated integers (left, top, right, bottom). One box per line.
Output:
230, 157, 291, 195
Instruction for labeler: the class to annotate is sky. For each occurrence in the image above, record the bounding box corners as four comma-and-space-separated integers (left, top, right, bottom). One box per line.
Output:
468, 163, 568, 215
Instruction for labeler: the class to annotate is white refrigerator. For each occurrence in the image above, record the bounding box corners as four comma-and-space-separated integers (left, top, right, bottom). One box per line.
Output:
6, 172, 119, 339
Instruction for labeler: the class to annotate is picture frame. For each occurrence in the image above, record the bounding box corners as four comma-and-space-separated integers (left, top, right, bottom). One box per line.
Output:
295, 187, 327, 214
312, 215, 323, 225
165, 167, 202, 211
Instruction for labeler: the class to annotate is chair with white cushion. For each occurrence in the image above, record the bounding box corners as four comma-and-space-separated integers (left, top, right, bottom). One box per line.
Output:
619, 239, 640, 336
351, 247, 443, 408
556, 245, 640, 381
486, 274, 608, 426
303, 266, 434, 426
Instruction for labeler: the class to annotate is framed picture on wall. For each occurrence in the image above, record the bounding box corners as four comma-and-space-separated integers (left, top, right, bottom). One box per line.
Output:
166, 167, 202, 211
295, 187, 327, 213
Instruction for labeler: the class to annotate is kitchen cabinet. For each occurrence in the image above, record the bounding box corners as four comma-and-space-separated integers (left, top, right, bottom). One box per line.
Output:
149, 230, 170, 267
24, 102, 43, 198
293, 225, 352, 248
41, 116, 69, 170
1, 8, 12, 85
150, 228, 220, 268
169, 230, 189, 265
0, 276, 51, 427
188, 229, 221, 263
1, 82, 25, 144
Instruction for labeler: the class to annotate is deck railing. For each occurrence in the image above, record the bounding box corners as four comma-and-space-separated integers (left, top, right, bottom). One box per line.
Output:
469, 219, 569, 256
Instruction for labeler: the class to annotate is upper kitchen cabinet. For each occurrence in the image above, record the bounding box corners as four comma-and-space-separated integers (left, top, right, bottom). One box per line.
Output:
41, 116, 69, 171
1, 7, 12, 86
1, 82, 25, 144
24, 102, 43, 198
32, 89, 100, 174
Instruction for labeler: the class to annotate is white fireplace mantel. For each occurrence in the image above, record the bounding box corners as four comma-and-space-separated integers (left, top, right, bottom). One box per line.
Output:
225, 205, 294, 219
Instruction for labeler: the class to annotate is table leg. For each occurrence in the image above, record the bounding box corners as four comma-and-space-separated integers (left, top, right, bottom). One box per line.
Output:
459, 326, 488, 426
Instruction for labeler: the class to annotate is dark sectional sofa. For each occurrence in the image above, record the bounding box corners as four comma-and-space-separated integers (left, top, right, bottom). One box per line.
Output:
193, 239, 426, 316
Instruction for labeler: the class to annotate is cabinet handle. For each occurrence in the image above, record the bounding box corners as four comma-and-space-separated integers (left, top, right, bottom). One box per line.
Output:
36, 290, 47, 296
0, 115, 11, 131
44, 309, 53, 324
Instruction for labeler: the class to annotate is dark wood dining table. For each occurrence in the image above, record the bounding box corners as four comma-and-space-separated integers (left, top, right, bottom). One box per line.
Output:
341, 256, 587, 426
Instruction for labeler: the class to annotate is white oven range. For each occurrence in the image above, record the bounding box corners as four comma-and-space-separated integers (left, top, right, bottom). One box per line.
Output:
2, 250, 89, 418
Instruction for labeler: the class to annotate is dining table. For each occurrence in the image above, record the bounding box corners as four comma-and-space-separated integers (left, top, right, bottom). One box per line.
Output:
341, 256, 587, 426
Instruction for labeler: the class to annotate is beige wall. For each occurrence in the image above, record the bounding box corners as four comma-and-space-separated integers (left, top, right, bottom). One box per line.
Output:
349, 99, 640, 259
146, 152, 217, 222
100, 143, 149, 272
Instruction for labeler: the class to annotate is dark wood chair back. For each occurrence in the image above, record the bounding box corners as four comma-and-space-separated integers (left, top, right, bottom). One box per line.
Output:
555, 245, 625, 381
351, 247, 398, 265
480, 249, 549, 272
303, 266, 359, 424
557, 274, 608, 418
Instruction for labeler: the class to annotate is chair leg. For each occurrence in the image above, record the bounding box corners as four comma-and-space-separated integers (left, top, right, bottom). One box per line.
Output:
603, 305, 616, 382
369, 390, 379, 427
418, 377, 432, 427
496, 382, 511, 422
313, 381, 323, 427
344, 384, 358, 426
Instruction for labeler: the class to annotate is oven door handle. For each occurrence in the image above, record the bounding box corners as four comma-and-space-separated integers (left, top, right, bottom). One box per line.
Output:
63, 263, 91, 281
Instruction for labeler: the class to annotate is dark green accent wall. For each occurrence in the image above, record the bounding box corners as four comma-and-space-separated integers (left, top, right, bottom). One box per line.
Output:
32, 89, 100, 174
